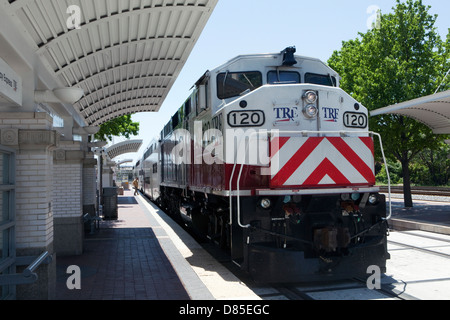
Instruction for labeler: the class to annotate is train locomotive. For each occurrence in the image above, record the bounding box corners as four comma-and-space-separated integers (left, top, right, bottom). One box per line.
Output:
135, 47, 390, 283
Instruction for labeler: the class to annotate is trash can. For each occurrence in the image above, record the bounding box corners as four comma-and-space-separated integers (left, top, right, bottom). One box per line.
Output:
103, 187, 118, 220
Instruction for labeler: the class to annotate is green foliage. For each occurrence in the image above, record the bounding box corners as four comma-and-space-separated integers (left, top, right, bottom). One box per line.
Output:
94, 115, 140, 141
411, 141, 450, 186
328, 0, 450, 205
435, 29, 450, 92
376, 142, 450, 187
376, 160, 403, 185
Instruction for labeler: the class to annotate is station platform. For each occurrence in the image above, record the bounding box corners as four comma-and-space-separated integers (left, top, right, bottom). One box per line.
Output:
55, 190, 260, 300
54, 190, 450, 300
388, 197, 450, 235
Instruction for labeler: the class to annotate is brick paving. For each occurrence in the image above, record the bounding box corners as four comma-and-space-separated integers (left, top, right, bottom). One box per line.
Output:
55, 190, 190, 300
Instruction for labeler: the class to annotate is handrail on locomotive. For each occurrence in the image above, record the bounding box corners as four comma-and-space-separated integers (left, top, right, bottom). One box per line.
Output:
230, 130, 392, 230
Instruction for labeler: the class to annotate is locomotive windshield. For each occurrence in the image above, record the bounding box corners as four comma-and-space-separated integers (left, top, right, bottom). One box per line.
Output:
267, 71, 300, 84
217, 71, 262, 99
305, 72, 337, 87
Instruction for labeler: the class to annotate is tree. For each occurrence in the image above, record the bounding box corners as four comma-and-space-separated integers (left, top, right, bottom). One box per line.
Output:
413, 140, 450, 186
94, 114, 139, 141
435, 31, 450, 92
328, 0, 450, 207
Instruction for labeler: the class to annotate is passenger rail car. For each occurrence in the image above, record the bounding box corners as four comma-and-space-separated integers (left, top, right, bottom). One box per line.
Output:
137, 47, 390, 283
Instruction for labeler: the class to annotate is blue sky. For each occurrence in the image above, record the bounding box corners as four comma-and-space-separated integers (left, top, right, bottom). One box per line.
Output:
115, 0, 450, 164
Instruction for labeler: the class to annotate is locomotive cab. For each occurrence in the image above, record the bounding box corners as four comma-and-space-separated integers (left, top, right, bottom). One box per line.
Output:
143, 47, 390, 283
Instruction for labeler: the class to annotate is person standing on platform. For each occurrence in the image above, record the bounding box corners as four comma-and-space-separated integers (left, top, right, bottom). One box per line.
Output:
132, 177, 139, 196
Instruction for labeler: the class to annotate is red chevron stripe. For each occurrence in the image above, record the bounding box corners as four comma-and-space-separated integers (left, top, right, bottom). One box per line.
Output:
270, 136, 290, 160
326, 137, 375, 184
270, 137, 323, 187
303, 158, 351, 185
359, 137, 375, 157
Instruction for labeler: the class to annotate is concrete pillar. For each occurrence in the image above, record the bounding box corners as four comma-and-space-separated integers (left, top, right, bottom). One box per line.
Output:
60, 115, 74, 141
53, 140, 85, 256
102, 159, 115, 188
83, 151, 97, 217
0, 112, 58, 300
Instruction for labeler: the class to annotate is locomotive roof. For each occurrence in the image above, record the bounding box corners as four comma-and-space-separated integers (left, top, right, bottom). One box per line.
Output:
217, 52, 328, 69
195, 50, 340, 86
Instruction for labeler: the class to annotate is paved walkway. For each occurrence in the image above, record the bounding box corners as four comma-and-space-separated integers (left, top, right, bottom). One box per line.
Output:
55, 191, 190, 300
54, 189, 450, 300
388, 196, 450, 234
390, 198, 450, 225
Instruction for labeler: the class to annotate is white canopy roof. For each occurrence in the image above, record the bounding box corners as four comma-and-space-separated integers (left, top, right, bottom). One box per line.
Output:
370, 90, 450, 134
2, 0, 217, 126
106, 139, 143, 159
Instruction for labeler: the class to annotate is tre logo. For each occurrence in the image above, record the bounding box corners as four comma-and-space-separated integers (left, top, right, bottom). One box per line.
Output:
274, 106, 298, 122
322, 107, 339, 122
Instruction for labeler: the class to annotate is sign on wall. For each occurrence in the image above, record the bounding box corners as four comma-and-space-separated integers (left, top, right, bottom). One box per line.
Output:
0, 57, 22, 107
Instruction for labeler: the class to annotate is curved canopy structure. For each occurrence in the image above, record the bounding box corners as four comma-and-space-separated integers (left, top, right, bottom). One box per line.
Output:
4, 0, 217, 126
371, 90, 450, 134
106, 139, 143, 159
116, 159, 134, 166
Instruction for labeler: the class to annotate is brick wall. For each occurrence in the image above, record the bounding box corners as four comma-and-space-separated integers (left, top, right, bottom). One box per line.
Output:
15, 152, 54, 249
53, 162, 82, 218
83, 153, 97, 208
0, 112, 56, 250
53, 141, 83, 219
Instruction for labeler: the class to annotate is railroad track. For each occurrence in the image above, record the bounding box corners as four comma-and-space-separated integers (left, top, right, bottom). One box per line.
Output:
196, 238, 404, 301
264, 230, 450, 300
379, 186, 450, 197
388, 231, 450, 259
253, 278, 410, 300
147, 190, 450, 301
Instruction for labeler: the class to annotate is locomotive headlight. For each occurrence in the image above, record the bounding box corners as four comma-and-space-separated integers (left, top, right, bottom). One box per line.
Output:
260, 198, 272, 209
303, 91, 318, 104
351, 193, 361, 201
303, 104, 318, 118
368, 194, 378, 205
